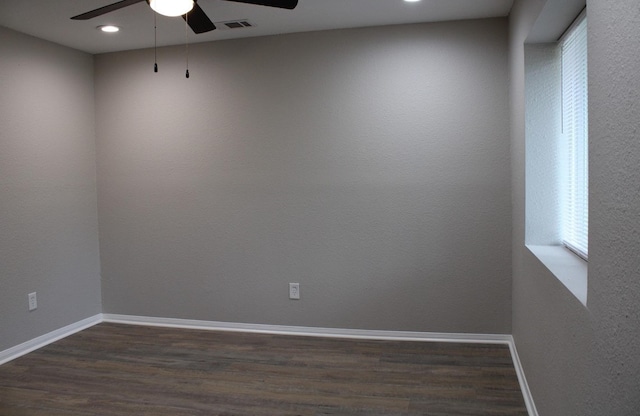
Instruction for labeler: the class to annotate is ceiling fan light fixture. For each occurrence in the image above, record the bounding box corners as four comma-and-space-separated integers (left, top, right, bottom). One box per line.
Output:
149, 0, 194, 17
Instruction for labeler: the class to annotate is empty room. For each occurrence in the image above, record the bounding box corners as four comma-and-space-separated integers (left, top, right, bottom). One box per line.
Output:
0, 0, 638, 414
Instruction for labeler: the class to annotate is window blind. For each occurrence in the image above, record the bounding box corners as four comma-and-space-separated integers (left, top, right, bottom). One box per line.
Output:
561, 13, 588, 260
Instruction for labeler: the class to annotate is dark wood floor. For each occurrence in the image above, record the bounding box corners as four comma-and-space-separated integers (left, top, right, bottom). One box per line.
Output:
0, 323, 527, 415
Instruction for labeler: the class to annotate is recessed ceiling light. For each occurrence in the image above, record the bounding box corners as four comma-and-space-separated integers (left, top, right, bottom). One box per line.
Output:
404, 0, 421, 2
98, 25, 120, 33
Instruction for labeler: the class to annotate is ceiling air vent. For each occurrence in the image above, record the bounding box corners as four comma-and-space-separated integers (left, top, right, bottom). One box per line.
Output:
214, 19, 255, 30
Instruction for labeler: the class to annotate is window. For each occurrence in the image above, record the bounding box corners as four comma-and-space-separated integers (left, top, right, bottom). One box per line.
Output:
524, 7, 588, 305
560, 13, 588, 260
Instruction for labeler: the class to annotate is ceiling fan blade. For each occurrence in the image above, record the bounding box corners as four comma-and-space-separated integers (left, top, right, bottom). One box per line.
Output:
182, 2, 217, 34
71, 0, 146, 20
223, 0, 298, 10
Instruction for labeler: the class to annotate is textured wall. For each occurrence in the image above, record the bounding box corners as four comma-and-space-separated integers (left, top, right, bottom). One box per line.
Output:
95, 19, 512, 333
587, 0, 640, 413
525, 44, 561, 245
0, 27, 101, 350
511, 0, 640, 414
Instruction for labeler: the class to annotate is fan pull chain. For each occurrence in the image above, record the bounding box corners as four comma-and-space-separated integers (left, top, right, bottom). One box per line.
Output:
154, 12, 158, 73
185, 12, 190, 79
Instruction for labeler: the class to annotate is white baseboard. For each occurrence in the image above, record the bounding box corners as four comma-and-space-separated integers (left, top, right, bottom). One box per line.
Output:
102, 314, 513, 344
1, 313, 537, 416
0, 314, 102, 365
508, 337, 539, 416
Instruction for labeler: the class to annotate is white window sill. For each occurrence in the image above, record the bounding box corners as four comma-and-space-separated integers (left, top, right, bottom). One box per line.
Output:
526, 245, 588, 306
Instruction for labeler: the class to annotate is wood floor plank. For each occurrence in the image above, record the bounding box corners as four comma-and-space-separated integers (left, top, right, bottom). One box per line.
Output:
0, 323, 527, 415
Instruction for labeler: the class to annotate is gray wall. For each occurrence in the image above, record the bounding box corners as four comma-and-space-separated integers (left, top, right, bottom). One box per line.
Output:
0, 27, 102, 350
95, 19, 512, 333
510, 0, 640, 414
587, 1, 640, 413
525, 44, 561, 246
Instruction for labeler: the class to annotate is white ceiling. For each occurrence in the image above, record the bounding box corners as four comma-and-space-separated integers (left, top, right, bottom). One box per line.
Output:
0, 0, 514, 54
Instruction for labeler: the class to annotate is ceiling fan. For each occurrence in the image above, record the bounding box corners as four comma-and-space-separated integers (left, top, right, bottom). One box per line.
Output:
71, 0, 299, 34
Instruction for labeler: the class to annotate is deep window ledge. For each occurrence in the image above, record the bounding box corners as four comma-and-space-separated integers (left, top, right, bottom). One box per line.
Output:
526, 244, 588, 306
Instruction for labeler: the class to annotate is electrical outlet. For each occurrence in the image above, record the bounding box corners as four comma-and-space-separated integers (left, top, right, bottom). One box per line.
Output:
289, 283, 300, 300
28, 292, 37, 311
